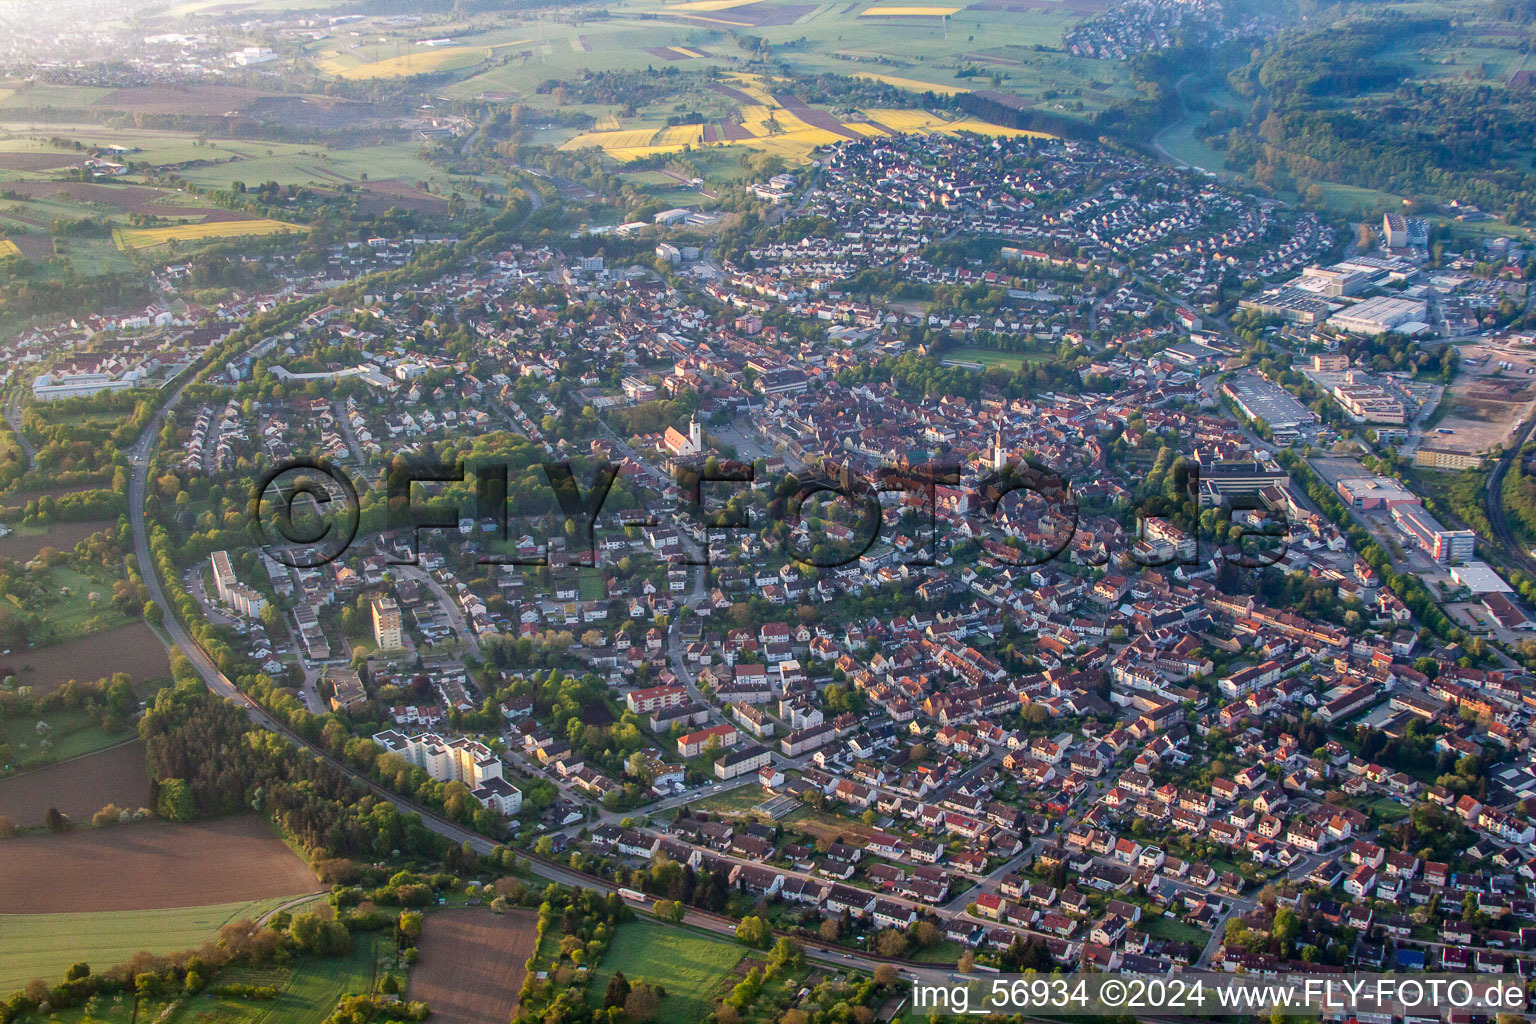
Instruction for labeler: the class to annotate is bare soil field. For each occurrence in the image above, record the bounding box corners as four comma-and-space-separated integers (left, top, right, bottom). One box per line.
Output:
355, 179, 449, 214
0, 816, 321, 914
150, 206, 260, 222
0, 739, 151, 826
1, 181, 170, 210
6, 621, 171, 692
1428, 340, 1536, 453
7, 233, 50, 258
95, 85, 264, 116
406, 909, 538, 1024
0, 182, 257, 224
0, 153, 78, 171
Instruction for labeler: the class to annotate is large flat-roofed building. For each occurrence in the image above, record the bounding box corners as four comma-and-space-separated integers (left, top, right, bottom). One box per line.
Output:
1414, 447, 1485, 471
1383, 213, 1429, 249
1450, 562, 1512, 594
32, 371, 137, 401
209, 549, 266, 618
1220, 374, 1316, 435
1337, 476, 1420, 510
1301, 265, 1369, 298
1196, 458, 1291, 507
1239, 287, 1333, 325
1312, 353, 1350, 372
1391, 505, 1476, 563
1332, 383, 1407, 424
715, 743, 773, 780
1329, 295, 1427, 336
324, 667, 367, 711
210, 550, 237, 604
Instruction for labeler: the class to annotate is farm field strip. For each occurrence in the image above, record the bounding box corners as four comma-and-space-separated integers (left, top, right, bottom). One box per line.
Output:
559, 72, 1049, 163
0, 816, 322, 915
0, 737, 150, 825
113, 219, 303, 250
662, 0, 762, 9
317, 40, 532, 80
852, 71, 969, 94
406, 909, 538, 1024
857, 4, 962, 13
0, 897, 298, 994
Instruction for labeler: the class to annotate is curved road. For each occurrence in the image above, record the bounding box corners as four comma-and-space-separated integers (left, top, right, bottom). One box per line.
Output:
1483, 415, 1536, 577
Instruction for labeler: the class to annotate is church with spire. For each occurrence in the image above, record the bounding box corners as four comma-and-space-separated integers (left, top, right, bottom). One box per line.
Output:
663, 415, 703, 458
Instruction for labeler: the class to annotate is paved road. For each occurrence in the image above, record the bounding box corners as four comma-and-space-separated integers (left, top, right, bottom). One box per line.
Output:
396, 563, 483, 659
5, 389, 36, 466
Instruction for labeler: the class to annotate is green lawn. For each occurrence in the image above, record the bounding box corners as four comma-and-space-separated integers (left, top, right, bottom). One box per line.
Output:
579, 567, 607, 602
10, 928, 380, 1023
170, 930, 383, 1024
587, 920, 746, 1024
0, 709, 131, 770
686, 784, 769, 817
34, 565, 131, 639
1140, 914, 1211, 946
0, 897, 300, 995
909, 939, 965, 964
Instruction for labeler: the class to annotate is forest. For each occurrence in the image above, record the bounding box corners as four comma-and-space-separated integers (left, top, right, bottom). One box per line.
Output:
139, 682, 443, 862
1217, 15, 1536, 222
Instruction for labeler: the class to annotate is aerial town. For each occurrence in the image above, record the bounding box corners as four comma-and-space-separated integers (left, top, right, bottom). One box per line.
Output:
4, 0, 1536, 1021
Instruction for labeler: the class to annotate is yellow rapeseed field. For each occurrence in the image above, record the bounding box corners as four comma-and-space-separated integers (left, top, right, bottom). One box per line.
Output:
559, 78, 1053, 165
861, 107, 949, 131
853, 72, 968, 96
662, 0, 758, 9
858, 5, 962, 14
321, 41, 529, 80
722, 72, 783, 105
114, 219, 302, 251
0, 239, 21, 258
653, 124, 706, 147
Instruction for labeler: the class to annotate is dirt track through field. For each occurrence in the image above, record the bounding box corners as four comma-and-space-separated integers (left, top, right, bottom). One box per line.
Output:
406, 908, 538, 1024
0, 816, 320, 914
